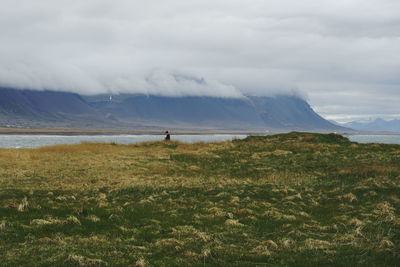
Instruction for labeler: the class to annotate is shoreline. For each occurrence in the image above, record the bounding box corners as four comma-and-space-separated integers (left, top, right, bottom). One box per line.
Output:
1, 127, 398, 136
0, 127, 265, 136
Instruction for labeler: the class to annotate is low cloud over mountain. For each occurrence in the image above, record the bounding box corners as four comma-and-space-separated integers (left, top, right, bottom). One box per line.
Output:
1, 0, 399, 121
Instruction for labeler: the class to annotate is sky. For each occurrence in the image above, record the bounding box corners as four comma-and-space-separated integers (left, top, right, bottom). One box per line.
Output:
0, 0, 399, 122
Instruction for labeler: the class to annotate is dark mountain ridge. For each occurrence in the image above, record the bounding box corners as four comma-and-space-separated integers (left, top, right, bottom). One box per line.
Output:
0, 88, 94, 116
247, 96, 337, 130
86, 94, 265, 129
0, 87, 348, 131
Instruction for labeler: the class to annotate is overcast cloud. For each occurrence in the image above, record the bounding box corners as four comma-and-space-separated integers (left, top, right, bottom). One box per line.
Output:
1, 0, 399, 121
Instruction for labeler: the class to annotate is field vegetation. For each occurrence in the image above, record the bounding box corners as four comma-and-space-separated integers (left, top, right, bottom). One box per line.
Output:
0, 132, 399, 266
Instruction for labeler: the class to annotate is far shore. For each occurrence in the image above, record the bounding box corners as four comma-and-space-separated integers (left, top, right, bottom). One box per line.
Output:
0, 127, 266, 136
0, 127, 398, 136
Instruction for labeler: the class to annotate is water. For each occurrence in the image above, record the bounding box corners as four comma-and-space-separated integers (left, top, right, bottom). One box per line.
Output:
0, 134, 247, 149
347, 134, 400, 145
1, 134, 400, 149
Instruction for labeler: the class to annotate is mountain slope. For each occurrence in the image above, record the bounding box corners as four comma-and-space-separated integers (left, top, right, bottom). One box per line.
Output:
0, 88, 95, 117
87, 95, 265, 129
248, 95, 342, 131
0, 88, 109, 128
0, 88, 347, 131
84, 94, 346, 131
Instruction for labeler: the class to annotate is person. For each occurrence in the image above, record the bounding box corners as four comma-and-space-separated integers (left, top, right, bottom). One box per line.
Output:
165, 130, 170, 141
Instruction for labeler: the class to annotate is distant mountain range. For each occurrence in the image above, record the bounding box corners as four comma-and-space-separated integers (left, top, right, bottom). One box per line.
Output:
343, 118, 400, 133
0, 87, 348, 132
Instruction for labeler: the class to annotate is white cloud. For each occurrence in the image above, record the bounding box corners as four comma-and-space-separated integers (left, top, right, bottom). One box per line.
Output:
0, 0, 399, 118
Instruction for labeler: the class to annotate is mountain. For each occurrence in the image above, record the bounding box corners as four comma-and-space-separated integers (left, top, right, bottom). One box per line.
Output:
83, 93, 347, 131
84, 94, 265, 129
247, 95, 341, 131
0, 87, 347, 131
344, 118, 400, 133
0, 88, 110, 128
328, 120, 343, 126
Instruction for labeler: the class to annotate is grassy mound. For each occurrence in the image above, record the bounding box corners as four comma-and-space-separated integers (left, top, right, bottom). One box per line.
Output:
0, 132, 399, 266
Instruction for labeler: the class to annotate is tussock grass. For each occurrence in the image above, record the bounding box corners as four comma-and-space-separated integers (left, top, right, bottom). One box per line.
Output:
0, 132, 399, 266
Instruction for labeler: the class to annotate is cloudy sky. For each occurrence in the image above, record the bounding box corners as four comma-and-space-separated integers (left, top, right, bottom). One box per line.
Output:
1, 0, 399, 122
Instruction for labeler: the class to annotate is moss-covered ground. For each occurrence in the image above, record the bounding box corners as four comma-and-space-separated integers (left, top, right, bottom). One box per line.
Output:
0, 132, 399, 266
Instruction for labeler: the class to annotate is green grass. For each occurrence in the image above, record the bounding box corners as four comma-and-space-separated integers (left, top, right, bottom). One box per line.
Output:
0, 132, 399, 266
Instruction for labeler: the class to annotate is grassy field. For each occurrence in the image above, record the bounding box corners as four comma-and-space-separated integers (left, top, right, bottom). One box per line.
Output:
0, 132, 399, 266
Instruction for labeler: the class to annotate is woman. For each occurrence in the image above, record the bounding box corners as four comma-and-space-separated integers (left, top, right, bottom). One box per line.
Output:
165, 131, 170, 141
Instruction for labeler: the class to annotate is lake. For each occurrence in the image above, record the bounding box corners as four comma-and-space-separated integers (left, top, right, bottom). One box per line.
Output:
346, 134, 400, 145
0, 134, 399, 148
0, 134, 247, 148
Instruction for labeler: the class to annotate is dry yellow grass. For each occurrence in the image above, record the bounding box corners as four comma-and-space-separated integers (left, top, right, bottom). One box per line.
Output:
0, 133, 399, 266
